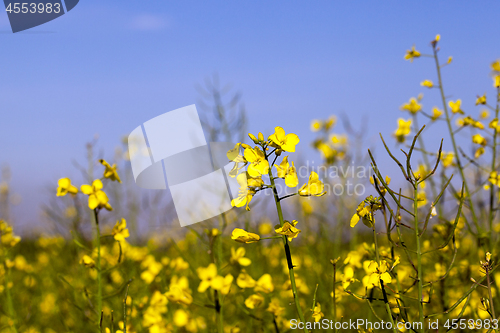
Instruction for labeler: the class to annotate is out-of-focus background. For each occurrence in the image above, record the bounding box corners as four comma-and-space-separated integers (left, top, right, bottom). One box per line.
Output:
1, 1, 499, 233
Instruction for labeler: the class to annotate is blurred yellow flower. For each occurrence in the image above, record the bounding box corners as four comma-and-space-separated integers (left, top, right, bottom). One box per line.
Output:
311, 119, 322, 132
230, 247, 252, 266
421, 80, 434, 88
231, 228, 260, 243
431, 107, 443, 120
268, 126, 300, 152
173, 309, 189, 327
99, 159, 121, 183
472, 133, 487, 146
312, 303, 324, 322
449, 99, 464, 114
56, 178, 78, 197
197, 263, 219, 293
79, 255, 95, 268
236, 270, 256, 288
363, 260, 392, 289
400, 97, 422, 114
475, 94, 486, 105
0, 220, 21, 248
404, 45, 421, 62
266, 298, 284, 317
488, 172, 500, 187
165, 275, 193, 305
394, 118, 412, 143
254, 273, 274, 293
298, 172, 326, 196
244, 294, 264, 309
112, 218, 129, 242
441, 152, 454, 167
80, 179, 112, 211
275, 220, 301, 241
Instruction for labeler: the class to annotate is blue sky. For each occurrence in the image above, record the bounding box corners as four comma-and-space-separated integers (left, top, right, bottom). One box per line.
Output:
1, 1, 499, 231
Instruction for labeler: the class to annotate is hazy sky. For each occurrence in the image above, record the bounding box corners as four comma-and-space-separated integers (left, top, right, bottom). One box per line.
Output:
1, 1, 499, 231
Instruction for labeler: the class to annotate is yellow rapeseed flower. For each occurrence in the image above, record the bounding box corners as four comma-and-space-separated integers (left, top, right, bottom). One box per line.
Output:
112, 218, 129, 242
400, 97, 422, 114
420, 80, 434, 88
165, 276, 193, 305
244, 147, 269, 177
475, 94, 487, 105
254, 274, 274, 293
236, 270, 256, 288
472, 133, 487, 146
274, 220, 301, 241
56, 178, 78, 197
449, 99, 464, 114
268, 126, 300, 153
312, 303, 324, 322
394, 118, 412, 143
363, 260, 392, 289
275, 156, 299, 187
266, 298, 284, 317
244, 294, 264, 309
431, 107, 443, 120
79, 255, 95, 268
404, 45, 421, 62
311, 119, 322, 132
298, 172, 326, 196
231, 228, 260, 243
230, 247, 252, 266
99, 159, 121, 183
80, 179, 112, 211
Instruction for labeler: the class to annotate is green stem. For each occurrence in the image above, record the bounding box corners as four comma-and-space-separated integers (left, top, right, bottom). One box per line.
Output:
216, 216, 224, 333
4, 264, 18, 333
372, 227, 397, 333
93, 209, 102, 331
414, 185, 424, 325
266, 162, 308, 333
432, 46, 480, 234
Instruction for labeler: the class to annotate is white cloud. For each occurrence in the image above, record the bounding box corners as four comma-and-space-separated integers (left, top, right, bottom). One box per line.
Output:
130, 14, 169, 31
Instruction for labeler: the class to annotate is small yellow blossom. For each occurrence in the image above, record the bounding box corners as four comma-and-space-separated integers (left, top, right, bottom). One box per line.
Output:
165, 276, 193, 305
420, 80, 433, 88
80, 179, 112, 211
244, 147, 269, 177
476, 94, 487, 105
79, 255, 95, 268
441, 152, 454, 167
475, 147, 485, 158
488, 172, 500, 187
274, 220, 301, 241
236, 270, 256, 288
266, 298, 284, 317
275, 156, 299, 187
394, 118, 412, 143
431, 107, 443, 120
230, 247, 251, 266
268, 126, 300, 153
400, 97, 422, 114
363, 260, 392, 289
244, 294, 264, 309
311, 120, 322, 132
298, 172, 326, 196
112, 218, 129, 242
56, 178, 78, 197
312, 303, 324, 322
231, 228, 260, 243
449, 99, 464, 114
254, 274, 274, 293
404, 45, 421, 62
351, 196, 382, 228
100, 159, 121, 183
472, 133, 487, 146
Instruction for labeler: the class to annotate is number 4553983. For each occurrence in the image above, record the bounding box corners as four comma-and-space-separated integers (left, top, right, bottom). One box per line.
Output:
6, 3, 61, 14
